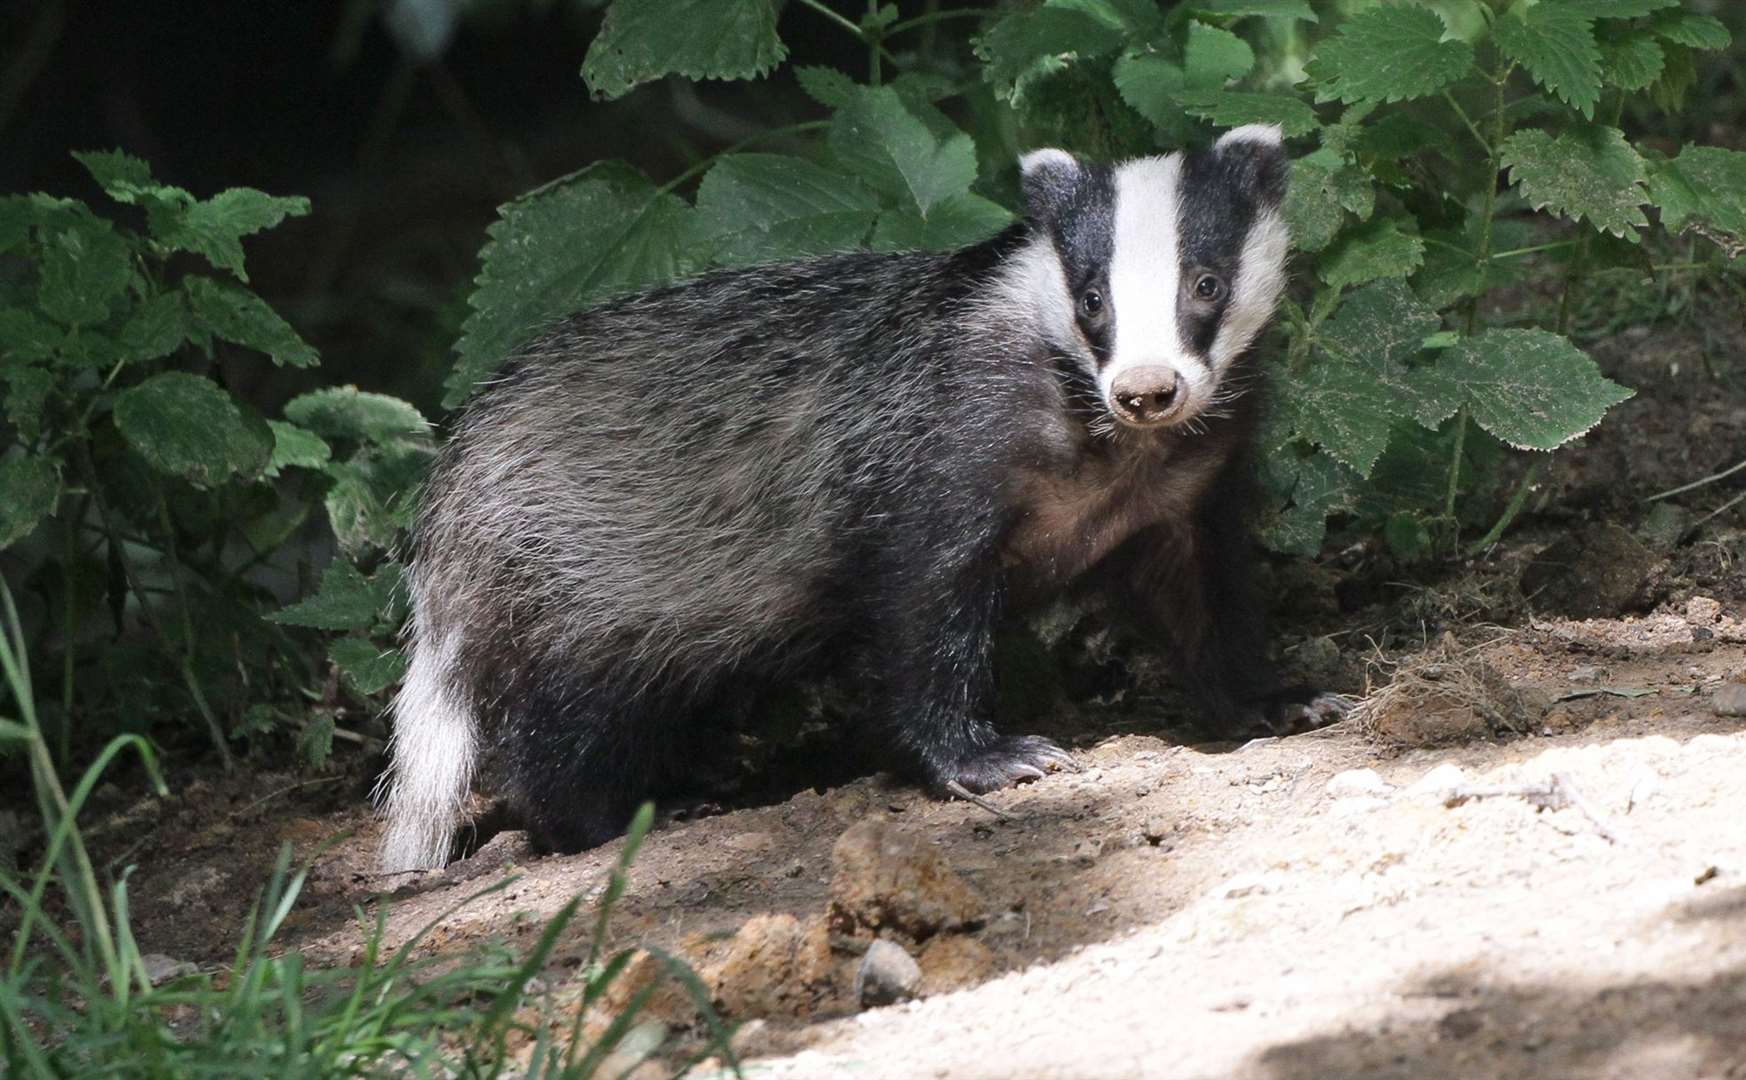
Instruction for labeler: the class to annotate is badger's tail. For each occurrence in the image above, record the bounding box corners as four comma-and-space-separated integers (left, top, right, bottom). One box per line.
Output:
376, 627, 475, 872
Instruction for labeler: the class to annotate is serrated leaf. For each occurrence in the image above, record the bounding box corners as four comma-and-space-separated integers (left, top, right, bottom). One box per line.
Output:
283, 386, 431, 444
112, 372, 274, 487
37, 220, 132, 327
1501, 124, 1649, 240
448, 164, 696, 409
1318, 216, 1425, 291
0, 307, 63, 364
1112, 52, 1189, 127
692, 154, 878, 266
329, 637, 408, 695
153, 188, 310, 283
324, 444, 431, 555
1493, 4, 1601, 119
1184, 22, 1255, 86
1648, 145, 1746, 249
266, 420, 332, 476
871, 192, 1015, 251
1648, 10, 1729, 50
116, 290, 188, 363
0, 454, 61, 549
270, 559, 399, 631
1192, 0, 1315, 20
829, 86, 978, 217
1563, 0, 1676, 16
0, 197, 30, 254
1648, 40, 1697, 111
71, 149, 155, 196
2, 366, 54, 442
795, 65, 857, 108
1441, 330, 1632, 450
1282, 156, 1371, 253
580, 0, 787, 101
1260, 450, 1357, 555
1174, 90, 1320, 137
184, 276, 318, 367
1305, 4, 1474, 105
976, 7, 1125, 106
1598, 28, 1664, 91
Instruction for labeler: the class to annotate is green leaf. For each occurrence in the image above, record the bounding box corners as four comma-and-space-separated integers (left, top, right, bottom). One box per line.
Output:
1441, 330, 1633, 450
795, 65, 857, 109
265, 420, 332, 476
692, 154, 878, 266
1647, 10, 1730, 50
36, 220, 132, 327
1191, 0, 1316, 21
1282, 156, 1371, 253
976, 7, 1125, 106
2, 365, 54, 442
152, 188, 310, 283
1647, 41, 1697, 111
323, 443, 431, 555
1173, 90, 1320, 137
448, 163, 696, 409
0, 454, 61, 549
1260, 450, 1357, 555
1493, 4, 1602, 119
183, 276, 318, 367
282, 387, 430, 444
112, 372, 274, 487
0, 197, 30, 254
871, 193, 1015, 251
0, 307, 64, 364
1305, 4, 1474, 104
1647, 145, 1746, 249
1183, 21, 1255, 86
71, 149, 155, 196
829, 86, 978, 216
269, 559, 399, 631
1598, 28, 1665, 91
1318, 216, 1425, 291
1112, 53, 1190, 128
329, 637, 408, 695
1501, 125, 1649, 240
580, 0, 787, 101
116, 290, 188, 363
1563, 0, 1676, 16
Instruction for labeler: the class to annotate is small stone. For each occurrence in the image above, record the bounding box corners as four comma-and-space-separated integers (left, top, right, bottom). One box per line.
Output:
723, 830, 775, 853
707, 914, 838, 1019
139, 954, 198, 986
1141, 818, 1170, 846
855, 940, 922, 1008
1326, 768, 1393, 799
1713, 682, 1746, 717
917, 935, 995, 996
1407, 763, 1468, 797
828, 821, 983, 939
1685, 596, 1722, 625
1568, 665, 1603, 684
1519, 524, 1658, 618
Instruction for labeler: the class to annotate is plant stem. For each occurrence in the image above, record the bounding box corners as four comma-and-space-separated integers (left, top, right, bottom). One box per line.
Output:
795, 0, 864, 41
1464, 461, 1538, 557
887, 7, 992, 36
1444, 404, 1469, 527
153, 484, 234, 769
867, 0, 882, 86
60, 503, 80, 770
1644, 456, 1746, 502
1440, 89, 1491, 156
1491, 240, 1579, 260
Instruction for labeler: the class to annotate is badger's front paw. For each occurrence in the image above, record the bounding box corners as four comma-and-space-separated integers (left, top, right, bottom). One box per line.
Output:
1250, 687, 1351, 736
936, 735, 1079, 795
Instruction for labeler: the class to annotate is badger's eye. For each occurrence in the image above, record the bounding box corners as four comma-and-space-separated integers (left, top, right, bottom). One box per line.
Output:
1194, 274, 1225, 301
1080, 289, 1104, 317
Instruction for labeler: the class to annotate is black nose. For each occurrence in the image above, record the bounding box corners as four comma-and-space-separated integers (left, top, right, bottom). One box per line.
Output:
1110, 366, 1181, 426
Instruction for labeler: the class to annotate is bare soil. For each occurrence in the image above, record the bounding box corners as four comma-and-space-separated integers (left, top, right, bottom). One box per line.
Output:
51, 311, 1746, 1078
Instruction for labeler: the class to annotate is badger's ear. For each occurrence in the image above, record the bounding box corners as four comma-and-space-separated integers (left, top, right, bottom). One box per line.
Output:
1212, 124, 1287, 206
1019, 147, 1083, 225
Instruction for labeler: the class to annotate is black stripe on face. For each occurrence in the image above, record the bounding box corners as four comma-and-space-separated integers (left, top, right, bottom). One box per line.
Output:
1041, 165, 1118, 367
1175, 148, 1262, 358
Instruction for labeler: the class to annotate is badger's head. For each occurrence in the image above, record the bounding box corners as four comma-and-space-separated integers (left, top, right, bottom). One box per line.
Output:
1019, 125, 1290, 432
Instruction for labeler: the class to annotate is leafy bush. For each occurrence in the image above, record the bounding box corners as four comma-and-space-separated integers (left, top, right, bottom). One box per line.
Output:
0, 154, 428, 766
454, 0, 1745, 563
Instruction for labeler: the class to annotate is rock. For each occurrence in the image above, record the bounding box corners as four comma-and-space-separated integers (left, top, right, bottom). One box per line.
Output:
1713, 682, 1746, 718
1568, 665, 1603, 684
1406, 763, 1468, 797
604, 948, 708, 1027
723, 830, 775, 854
1141, 818, 1170, 845
1326, 768, 1393, 799
829, 820, 983, 939
139, 954, 198, 985
918, 935, 995, 996
1519, 524, 1658, 618
708, 914, 839, 1019
854, 940, 922, 1008
1684, 596, 1722, 625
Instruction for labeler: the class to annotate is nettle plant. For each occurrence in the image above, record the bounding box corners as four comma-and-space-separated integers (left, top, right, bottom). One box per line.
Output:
0, 153, 426, 766
451, 0, 1743, 563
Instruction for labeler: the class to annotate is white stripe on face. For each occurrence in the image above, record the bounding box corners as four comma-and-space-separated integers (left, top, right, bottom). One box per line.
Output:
1103, 155, 1213, 423
1210, 206, 1290, 371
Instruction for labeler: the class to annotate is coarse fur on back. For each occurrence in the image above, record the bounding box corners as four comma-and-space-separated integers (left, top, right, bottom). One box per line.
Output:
378, 125, 1341, 872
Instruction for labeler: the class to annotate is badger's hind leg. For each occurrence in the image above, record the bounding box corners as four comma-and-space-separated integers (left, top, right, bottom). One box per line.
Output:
497, 675, 682, 855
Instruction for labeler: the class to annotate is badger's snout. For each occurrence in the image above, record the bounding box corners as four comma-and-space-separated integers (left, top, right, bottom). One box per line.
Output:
1110, 366, 1182, 427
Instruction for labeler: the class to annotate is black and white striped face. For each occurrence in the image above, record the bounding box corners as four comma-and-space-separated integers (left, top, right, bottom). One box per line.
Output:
1018, 126, 1290, 432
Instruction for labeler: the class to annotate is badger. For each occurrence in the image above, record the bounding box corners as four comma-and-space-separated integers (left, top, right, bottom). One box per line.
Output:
378, 124, 1343, 872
